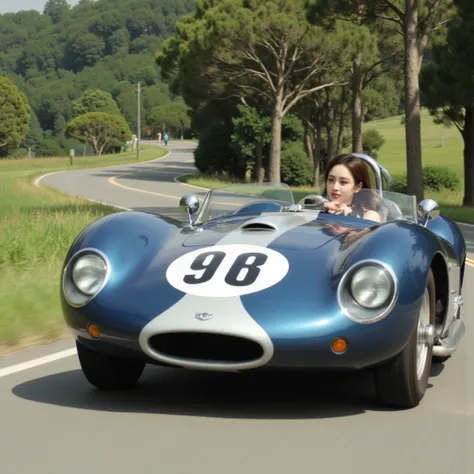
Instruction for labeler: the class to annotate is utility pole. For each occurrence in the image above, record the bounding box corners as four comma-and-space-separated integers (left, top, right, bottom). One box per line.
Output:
137, 81, 141, 160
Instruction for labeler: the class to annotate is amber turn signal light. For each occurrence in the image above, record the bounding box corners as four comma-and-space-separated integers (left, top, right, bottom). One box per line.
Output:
332, 337, 348, 354
87, 323, 100, 339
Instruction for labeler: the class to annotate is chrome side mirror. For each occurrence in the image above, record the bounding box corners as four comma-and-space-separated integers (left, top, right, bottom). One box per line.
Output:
417, 199, 440, 226
180, 194, 199, 227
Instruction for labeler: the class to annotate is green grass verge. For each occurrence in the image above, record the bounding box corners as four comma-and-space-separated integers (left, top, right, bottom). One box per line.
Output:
363, 109, 463, 175
0, 145, 167, 353
180, 109, 474, 224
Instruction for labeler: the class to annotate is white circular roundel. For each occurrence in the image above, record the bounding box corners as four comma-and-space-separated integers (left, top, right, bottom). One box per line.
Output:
166, 244, 289, 297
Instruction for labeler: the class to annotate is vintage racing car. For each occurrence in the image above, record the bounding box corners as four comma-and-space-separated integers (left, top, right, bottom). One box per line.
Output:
60, 154, 466, 408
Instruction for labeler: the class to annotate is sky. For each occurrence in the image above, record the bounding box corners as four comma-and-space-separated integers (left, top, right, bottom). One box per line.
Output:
0, 0, 80, 15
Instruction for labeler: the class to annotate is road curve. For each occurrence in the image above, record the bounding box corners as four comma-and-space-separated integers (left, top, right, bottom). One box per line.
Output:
39, 140, 205, 222
1, 141, 473, 474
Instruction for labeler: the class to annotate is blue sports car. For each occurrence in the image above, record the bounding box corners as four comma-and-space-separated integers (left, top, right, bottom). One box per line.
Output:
61, 154, 466, 408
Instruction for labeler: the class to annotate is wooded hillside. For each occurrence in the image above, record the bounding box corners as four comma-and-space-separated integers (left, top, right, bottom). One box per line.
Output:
0, 0, 195, 157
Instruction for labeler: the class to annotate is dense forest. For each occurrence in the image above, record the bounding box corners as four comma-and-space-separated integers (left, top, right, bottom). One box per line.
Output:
0, 0, 195, 157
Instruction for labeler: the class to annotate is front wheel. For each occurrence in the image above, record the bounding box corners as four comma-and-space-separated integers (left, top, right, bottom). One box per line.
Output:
374, 269, 435, 408
76, 340, 145, 390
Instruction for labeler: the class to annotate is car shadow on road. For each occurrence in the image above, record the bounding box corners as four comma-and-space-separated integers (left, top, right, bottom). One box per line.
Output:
11, 363, 440, 419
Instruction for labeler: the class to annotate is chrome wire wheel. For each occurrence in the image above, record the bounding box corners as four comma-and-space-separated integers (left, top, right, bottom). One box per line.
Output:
416, 288, 431, 380
375, 269, 435, 408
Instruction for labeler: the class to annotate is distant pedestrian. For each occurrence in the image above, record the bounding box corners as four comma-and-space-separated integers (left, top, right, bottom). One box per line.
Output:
164, 132, 169, 146
157, 132, 162, 143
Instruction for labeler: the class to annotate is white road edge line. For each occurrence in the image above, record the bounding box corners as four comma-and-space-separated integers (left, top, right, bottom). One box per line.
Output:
34, 170, 66, 187
0, 348, 77, 378
174, 173, 211, 191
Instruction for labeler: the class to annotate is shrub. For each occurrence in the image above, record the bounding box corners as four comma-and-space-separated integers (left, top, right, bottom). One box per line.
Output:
7, 148, 29, 158
389, 166, 461, 194
362, 129, 385, 159
280, 142, 313, 187
36, 139, 64, 157
422, 165, 460, 192
390, 174, 408, 193
194, 122, 245, 179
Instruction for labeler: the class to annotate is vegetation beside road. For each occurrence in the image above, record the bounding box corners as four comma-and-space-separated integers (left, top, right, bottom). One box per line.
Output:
0, 145, 167, 353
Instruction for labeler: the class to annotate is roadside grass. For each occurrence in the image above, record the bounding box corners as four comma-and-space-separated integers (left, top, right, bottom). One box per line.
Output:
179, 110, 474, 224
0, 145, 167, 352
365, 109, 464, 175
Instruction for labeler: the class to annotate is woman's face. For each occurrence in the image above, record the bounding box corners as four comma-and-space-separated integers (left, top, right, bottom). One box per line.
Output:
326, 164, 362, 205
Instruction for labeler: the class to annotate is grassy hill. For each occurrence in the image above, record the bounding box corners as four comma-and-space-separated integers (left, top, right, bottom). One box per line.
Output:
363, 109, 463, 177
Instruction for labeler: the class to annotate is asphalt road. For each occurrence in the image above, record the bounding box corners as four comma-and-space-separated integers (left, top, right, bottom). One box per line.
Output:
1, 141, 473, 474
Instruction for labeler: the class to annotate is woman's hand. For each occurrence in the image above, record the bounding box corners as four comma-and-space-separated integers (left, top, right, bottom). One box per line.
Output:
324, 201, 352, 216
364, 209, 381, 222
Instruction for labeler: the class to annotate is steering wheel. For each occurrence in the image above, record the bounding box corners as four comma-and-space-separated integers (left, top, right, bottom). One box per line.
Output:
297, 194, 329, 210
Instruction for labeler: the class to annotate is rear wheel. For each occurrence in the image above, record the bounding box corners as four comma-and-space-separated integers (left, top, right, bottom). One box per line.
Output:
374, 269, 435, 408
76, 340, 145, 390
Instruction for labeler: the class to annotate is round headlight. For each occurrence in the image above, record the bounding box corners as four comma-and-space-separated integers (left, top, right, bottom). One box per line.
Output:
350, 265, 393, 309
72, 254, 107, 295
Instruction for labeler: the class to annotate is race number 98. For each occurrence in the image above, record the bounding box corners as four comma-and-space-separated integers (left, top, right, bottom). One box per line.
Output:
166, 244, 289, 297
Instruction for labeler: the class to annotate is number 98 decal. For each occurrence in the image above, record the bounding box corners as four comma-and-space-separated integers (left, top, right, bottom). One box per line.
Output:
166, 244, 289, 297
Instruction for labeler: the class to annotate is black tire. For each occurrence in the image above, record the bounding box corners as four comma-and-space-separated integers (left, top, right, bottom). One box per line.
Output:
432, 354, 450, 364
76, 340, 145, 390
374, 269, 435, 408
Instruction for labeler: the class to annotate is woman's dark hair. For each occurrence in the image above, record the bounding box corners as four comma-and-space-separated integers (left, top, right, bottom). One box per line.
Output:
324, 154, 372, 190
324, 154, 378, 211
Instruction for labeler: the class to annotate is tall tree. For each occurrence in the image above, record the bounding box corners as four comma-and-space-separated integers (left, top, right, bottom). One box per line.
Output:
307, 1, 402, 154
0, 77, 30, 151
65, 112, 131, 155
420, 0, 473, 205
72, 88, 122, 117
43, 0, 70, 24
158, 0, 346, 183
147, 100, 191, 138
371, 0, 454, 200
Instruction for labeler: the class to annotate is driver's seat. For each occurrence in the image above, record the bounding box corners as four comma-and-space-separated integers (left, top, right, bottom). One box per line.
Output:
380, 198, 404, 220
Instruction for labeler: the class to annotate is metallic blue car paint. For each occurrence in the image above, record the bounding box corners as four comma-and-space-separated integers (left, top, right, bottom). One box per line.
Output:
232, 201, 284, 215
182, 212, 371, 251
427, 215, 466, 266
61, 207, 466, 370
62, 211, 190, 346
238, 219, 441, 369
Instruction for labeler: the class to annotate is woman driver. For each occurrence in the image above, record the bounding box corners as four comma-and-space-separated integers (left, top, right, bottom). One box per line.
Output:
323, 154, 381, 223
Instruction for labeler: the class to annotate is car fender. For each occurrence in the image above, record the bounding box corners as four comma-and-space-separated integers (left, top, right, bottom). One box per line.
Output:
61, 211, 186, 340
339, 220, 459, 320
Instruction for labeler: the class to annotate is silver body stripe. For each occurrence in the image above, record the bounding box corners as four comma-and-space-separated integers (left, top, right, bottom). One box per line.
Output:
138, 211, 319, 371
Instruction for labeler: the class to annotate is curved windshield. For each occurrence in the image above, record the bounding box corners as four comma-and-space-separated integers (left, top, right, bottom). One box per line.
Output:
313, 188, 418, 223
196, 183, 295, 222
194, 184, 417, 224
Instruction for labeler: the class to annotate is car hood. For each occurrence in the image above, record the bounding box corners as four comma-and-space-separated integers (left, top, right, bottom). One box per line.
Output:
182, 212, 373, 251
64, 210, 382, 342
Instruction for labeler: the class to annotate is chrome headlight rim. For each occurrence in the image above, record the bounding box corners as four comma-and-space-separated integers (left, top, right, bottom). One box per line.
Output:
62, 248, 111, 308
337, 259, 398, 324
